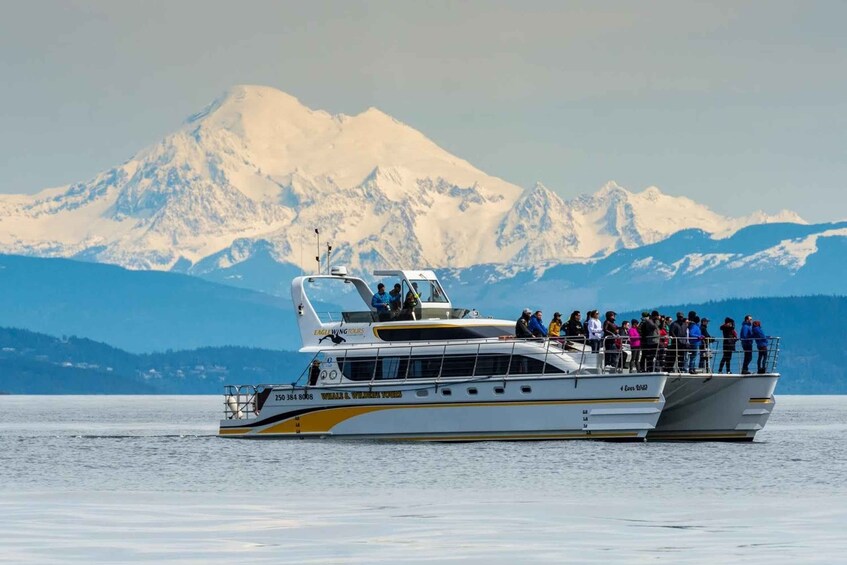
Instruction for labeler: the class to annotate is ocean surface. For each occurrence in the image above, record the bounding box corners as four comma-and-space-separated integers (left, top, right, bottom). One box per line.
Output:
1, 395, 845, 564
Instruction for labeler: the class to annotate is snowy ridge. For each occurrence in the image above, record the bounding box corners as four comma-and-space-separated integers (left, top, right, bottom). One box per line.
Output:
0, 85, 805, 273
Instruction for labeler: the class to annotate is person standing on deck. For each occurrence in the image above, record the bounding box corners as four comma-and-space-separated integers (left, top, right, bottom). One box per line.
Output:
639, 311, 659, 372
687, 316, 703, 374
667, 312, 688, 372
587, 310, 603, 353
628, 319, 641, 373
718, 317, 738, 373
740, 315, 754, 374
752, 320, 769, 374
699, 318, 713, 371
603, 311, 620, 369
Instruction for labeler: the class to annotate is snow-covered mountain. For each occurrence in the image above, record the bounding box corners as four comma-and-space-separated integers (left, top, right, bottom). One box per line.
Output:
0, 84, 803, 273
440, 221, 847, 318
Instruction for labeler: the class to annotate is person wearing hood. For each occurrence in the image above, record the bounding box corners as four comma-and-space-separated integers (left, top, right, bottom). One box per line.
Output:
752, 320, 769, 374
739, 315, 754, 374
528, 310, 548, 338
516, 308, 533, 339
718, 317, 738, 373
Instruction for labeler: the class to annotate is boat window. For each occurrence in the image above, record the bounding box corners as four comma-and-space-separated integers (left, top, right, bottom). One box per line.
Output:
338, 356, 405, 381
467, 387, 478, 395
339, 354, 563, 381
494, 386, 505, 395
416, 389, 428, 397
441, 388, 452, 396
407, 357, 443, 379
521, 386, 532, 394
407, 279, 449, 304
440, 355, 478, 378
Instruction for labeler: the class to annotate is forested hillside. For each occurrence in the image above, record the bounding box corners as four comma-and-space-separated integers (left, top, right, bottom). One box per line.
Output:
0, 328, 307, 394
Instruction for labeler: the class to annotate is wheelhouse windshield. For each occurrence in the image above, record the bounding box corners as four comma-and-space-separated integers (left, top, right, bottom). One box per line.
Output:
407, 279, 449, 303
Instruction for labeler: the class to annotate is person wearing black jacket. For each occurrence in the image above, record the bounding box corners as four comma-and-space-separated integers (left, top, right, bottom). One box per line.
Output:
718, 317, 737, 373
565, 311, 584, 344
666, 312, 688, 372
699, 318, 712, 371
639, 311, 660, 372
603, 311, 620, 369
515, 308, 533, 338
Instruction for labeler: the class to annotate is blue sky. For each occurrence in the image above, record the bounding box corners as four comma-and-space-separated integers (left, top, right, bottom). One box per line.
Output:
1, 1, 845, 221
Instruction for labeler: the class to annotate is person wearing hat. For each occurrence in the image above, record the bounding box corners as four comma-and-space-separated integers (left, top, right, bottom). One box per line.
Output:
515, 308, 533, 339
548, 312, 564, 342
371, 283, 391, 320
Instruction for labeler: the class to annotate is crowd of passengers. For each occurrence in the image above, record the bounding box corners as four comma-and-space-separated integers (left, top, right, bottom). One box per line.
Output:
515, 308, 772, 375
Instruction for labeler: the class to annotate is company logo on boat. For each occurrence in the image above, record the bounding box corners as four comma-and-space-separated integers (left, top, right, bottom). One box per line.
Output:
313, 329, 365, 336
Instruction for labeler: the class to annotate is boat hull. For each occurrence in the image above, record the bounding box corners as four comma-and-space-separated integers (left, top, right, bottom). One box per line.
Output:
648, 373, 779, 441
219, 374, 667, 442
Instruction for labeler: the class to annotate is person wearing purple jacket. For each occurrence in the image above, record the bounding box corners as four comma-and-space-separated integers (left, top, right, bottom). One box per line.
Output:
628, 319, 641, 373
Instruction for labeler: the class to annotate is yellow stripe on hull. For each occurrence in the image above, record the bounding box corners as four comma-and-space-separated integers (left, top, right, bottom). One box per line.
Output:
218, 397, 661, 437
749, 397, 775, 404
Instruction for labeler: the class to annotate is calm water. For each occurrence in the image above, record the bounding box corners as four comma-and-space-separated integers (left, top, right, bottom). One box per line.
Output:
1, 395, 845, 563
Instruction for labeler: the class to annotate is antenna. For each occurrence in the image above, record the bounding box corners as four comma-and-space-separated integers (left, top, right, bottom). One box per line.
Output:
326, 243, 332, 275
314, 228, 320, 275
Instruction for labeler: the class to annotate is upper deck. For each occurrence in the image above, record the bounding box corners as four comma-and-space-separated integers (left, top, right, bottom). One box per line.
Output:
291, 267, 514, 351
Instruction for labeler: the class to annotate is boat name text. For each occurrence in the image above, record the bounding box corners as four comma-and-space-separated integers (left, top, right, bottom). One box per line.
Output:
320, 391, 403, 400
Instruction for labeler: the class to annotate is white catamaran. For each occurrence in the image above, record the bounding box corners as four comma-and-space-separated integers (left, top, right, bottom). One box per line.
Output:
218, 268, 778, 441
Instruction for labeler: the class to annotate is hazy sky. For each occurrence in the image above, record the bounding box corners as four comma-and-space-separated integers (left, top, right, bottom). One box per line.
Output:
1, 1, 845, 221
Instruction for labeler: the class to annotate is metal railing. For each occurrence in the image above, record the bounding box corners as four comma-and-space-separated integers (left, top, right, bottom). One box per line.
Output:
599, 334, 781, 374
223, 384, 258, 420
221, 335, 783, 402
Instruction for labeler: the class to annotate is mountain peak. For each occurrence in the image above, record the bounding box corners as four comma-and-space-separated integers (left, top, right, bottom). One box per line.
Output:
595, 180, 629, 198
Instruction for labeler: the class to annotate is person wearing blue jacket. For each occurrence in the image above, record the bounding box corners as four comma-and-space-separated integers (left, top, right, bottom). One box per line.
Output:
687, 317, 703, 373
752, 320, 769, 374
528, 310, 548, 338
371, 283, 391, 320
739, 315, 754, 374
